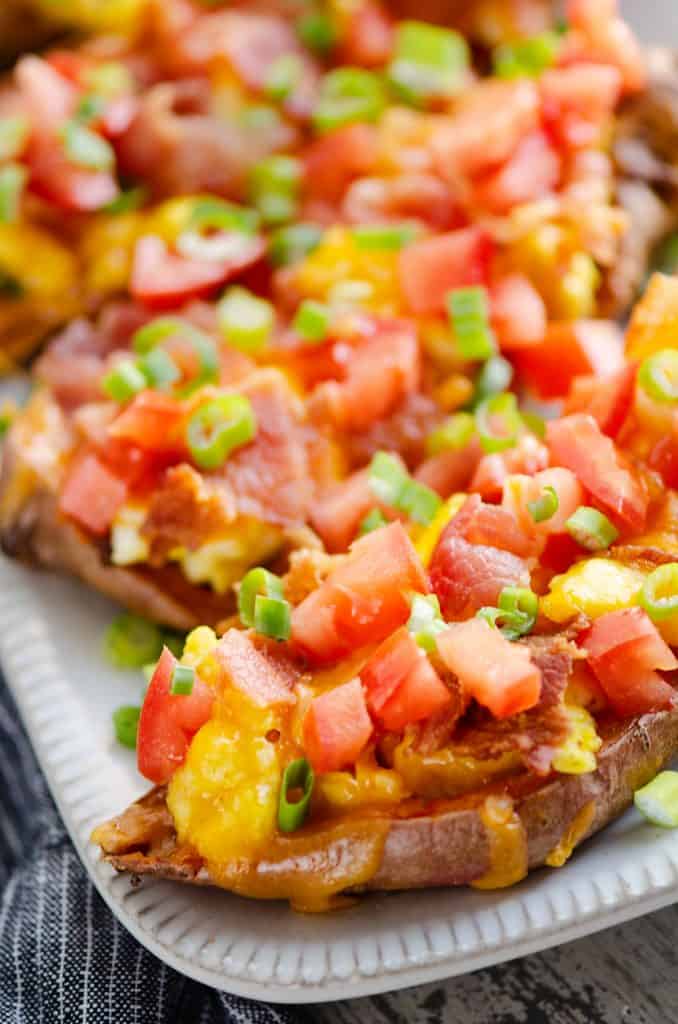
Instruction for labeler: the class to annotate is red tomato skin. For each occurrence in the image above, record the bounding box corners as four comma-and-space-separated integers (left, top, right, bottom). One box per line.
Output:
360, 627, 421, 716
291, 522, 429, 665
304, 124, 377, 204
540, 64, 622, 149
15, 55, 76, 129
131, 235, 265, 310
546, 413, 648, 532
310, 467, 392, 554
414, 438, 481, 499
303, 678, 373, 774
341, 2, 394, 66
490, 273, 547, 351
137, 647, 214, 784
379, 654, 451, 732
398, 228, 493, 316
564, 362, 637, 439
429, 534, 529, 620
214, 629, 296, 707
515, 320, 624, 400
108, 391, 186, 454
582, 609, 678, 716
27, 135, 119, 212
59, 454, 127, 535
473, 131, 560, 215
649, 430, 678, 491
361, 627, 451, 731
437, 618, 541, 719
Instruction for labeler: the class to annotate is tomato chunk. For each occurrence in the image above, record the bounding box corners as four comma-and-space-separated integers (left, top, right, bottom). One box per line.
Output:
131, 234, 265, 310
473, 132, 560, 215
398, 227, 493, 316
429, 532, 529, 619
546, 413, 648, 532
361, 627, 451, 730
437, 618, 541, 719
59, 454, 127, 535
515, 320, 624, 400
304, 124, 377, 204
310, 467, 393, 554
108, 391, 186, 454
137, 647, 215, 784
503, 467, 584, 540
564, 362, 637, 438
582, 609, 678, 716
215, 629, 295, 706
303, 678, 373, 773
291, 521, 429, 664
490, 274, 547, 351
27, 135, 119, 212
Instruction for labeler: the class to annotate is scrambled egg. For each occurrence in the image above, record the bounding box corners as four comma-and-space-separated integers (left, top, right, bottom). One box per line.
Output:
541, 558, 645, 623
552, 705, 601, 775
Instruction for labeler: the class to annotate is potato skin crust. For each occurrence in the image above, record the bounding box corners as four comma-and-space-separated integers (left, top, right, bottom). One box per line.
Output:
96, 710, 678, 897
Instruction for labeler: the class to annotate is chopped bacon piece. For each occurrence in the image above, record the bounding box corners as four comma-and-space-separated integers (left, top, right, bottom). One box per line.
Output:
454, 703, 571, 775
215, 629, 296, 707
429, 534, 529, 619
446, 494, 535, 557
59, 454, 127, 536
414, 439, 481, 498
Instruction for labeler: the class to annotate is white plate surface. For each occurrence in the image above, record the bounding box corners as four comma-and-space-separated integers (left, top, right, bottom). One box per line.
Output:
3, 555, 678, 1003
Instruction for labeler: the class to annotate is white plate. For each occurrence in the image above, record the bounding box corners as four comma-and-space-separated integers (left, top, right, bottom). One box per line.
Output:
3, 555, 678, 1003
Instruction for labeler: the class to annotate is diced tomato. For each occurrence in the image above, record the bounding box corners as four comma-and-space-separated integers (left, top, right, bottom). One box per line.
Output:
137, 647, 215, 784
292, 521, 429, 664
541, 64, 622, 149
437, 618, 542, 719
304, 124, 377, 204
429, 533, 529, 619
566, 0, 617, 29
99, 95, 140, 139
451, 493, 535, 557
97, 439, 174, 493
310, 468, 392, 554
341, 1, 394, 66
399, 227, 493, 316
515, 320, 624, 400
361, 627, 450, 731
414, 439, 481, 498
311, 323, 419, 432
27, 134, 119, 212
131, 234, 265, 311
564, 362, 637, 438
540, 532, 583, 573
560, 8, 645, 96
15, 55, 76, 129
470, 434, 549, 502
59, 454, 127, 535
649, 418, 678, 490
503, 466, 584, 539
303, 677, 373, 773
46, 50, 92, 86
473, 132, 560, 215
582, 608, 678, 716
215, 629, 295, 706
546, 413, 648, 532
108, 391, 186, 454
432, 79, 540, 180
490, 274, 547, 351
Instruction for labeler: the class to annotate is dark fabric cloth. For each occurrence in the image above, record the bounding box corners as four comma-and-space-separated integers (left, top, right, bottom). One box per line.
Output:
0, 674, 312, 1024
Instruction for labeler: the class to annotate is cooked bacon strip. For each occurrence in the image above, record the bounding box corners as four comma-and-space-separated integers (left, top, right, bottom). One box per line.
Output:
454, 703, 571, 775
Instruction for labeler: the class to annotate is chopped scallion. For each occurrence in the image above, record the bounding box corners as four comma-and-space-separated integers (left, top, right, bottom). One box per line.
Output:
137, 347, 181, 390
638, 349, 678, 404
102, 359, 147, 402
351, 222, 419, 250
494, 31, 560, 79
0, 163, 27, 223
388, 20, 469, 103
112, 705, 141, 749
293, 299, 331, 342
640, 563, 678, 622
528, 484, 559, 524
447, 286, 496, 362
368, 451, 442, 526
217, 286, 275, 353
475, 392, 522, 453
105, 613, 163, 669
265, 53, 303, 101
238, 567, 285, 628
407, 593, 446, 652
297, 11, 337, 55
278, 757, 314, 832
268, 222, 323, 267
170, 664, 195, 696
186, 394, 257, 470
565, 506, 618, 551
254, 594, 292, 640
313, 68, 386, 132
358, 508, 388, 535
425, 412, 475, 456
61, 119, 115, 170
0, 115, 29, 161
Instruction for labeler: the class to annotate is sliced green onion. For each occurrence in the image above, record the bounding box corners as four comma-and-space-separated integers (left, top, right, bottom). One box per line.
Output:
407, 593, 446, 652
186, 197, 260, 236
358, 508, 388, 535
475, 392, 522, 454
138, 347, 181, 390
0, 115, 29, 161
265, 54, 303, 101
351, 223, 419, 251
254, 594, 292, 640
103, 185, 148, 214
447, 286, 496, 362
313, 68, 386, 133
640, 563, 678, 622
102, 359, 147, 402
565, 506, 619, 551
238, 567, 285, 628
473, 355, 513, 404
61, 119, 115, 170
425, 412, 475, 456
638, 349, 678, 404
112, 705, 141, 750
269, 223, 323, 268
0, 164, 27, 224
278, 757, 314, 832
133, 317, 219, 392
327, 278, 373, 310
634, 771, 678, 827
494, 31, 560, 79
250, 155, 301, 226
170, 664, 195, 696
368, 451, 442, 526
141, 662, 157, 684
477, 586, 538, 641
176, 198, 260, 260
105, 613, 163, 669
186, 394, 257, 470
653, 233, 678, 276
84, 61, 134, 97
75, 93, 106, 124
528, 484, 559, 524
297, 11, 337, 55
293, 299, 331, 342
522, 409, 546, 440
217, 286, 275, 353
0, 412, 13, 439
388, 20, 469, 104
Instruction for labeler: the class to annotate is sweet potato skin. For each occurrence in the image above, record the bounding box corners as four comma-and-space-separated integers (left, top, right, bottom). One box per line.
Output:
95, 710, 678, 898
